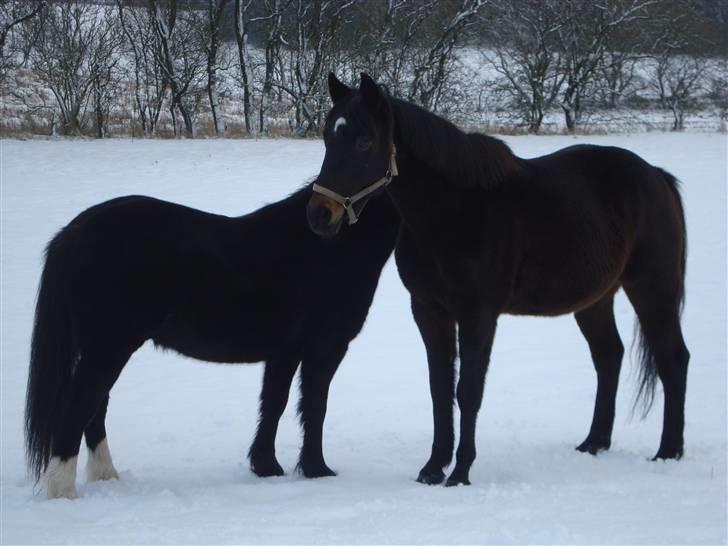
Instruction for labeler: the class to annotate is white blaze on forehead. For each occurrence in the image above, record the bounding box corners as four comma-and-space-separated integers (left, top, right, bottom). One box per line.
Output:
333, 116, 347, 134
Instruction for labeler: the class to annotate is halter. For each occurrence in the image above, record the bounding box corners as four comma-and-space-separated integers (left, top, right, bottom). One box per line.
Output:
312, 145, 398, 225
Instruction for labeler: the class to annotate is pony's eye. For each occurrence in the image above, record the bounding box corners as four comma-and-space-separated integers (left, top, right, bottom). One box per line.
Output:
355, 136, 373, 152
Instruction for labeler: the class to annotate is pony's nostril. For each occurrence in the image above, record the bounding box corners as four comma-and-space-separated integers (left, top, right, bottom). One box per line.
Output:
317, 206, 332, 227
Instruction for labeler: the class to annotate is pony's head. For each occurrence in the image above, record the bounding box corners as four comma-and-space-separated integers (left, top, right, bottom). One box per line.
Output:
307, 73, 396, 238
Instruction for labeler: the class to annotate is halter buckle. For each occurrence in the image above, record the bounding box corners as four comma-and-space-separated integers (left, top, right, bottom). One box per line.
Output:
312, 143, 398, 225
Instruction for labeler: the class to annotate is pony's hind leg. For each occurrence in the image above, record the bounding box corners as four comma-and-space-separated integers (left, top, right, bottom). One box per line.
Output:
623, 280, 689, 460
574, 294, 624, 454
47, 349, 128, 498
249, 357, 300, 477
84, 395, 119, 482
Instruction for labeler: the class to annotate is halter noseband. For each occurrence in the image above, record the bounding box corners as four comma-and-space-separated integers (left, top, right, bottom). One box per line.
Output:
312, 145, 398, 225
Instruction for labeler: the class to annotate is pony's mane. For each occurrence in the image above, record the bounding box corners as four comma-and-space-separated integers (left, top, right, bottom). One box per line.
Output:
391, 97, 519, 188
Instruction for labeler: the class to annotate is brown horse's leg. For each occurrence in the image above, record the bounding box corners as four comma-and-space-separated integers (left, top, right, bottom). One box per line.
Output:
297, 342, 347, 478
574, 294, 624, 455
623, 281, 689, 460
446, 310, 497, 487
412, 298, 457, 485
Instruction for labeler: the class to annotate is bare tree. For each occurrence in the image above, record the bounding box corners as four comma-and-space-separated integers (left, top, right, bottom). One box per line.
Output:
648, 0, 713, 130
255, 0, 292, 135
203, 0, 230, 135
150, 0, 205, 137
408, 0, 486, 110
484, 0, 564, 132
90, 8, 123, 138
653, 54, 707, 130
279, 0, 355, 135
555, 0, 656, 131
27, 1, 121, 136
708, 58, 728, 123
233, 0, 254, 133
345, 0, 485, 111
117, 0, 167, 136
349, 1, 435, 98
0, 0, 45, 77
595, 50, 645, 109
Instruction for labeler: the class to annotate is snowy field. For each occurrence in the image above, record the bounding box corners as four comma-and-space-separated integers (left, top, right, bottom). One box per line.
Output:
1, 134, 726, 545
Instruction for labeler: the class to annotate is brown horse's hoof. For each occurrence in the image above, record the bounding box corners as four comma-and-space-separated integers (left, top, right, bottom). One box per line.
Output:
652, 447, 683, 461
416, 469, 445, 485
298, 461, 337, 478
445, 475, 471, 487
576, 437, 611, 455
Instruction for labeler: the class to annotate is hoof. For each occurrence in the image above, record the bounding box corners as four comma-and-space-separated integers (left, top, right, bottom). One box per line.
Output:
86, 439, 119, 482
445, 473, 471, 487
251, 459, 285, 478
416, 470, 445, 485
47, 456, 79, 499
48, 484, 79, 500
576, 437, 610, 455
87, 465, 119, 482
299, 462, 337, 479
652, 448, 683, 461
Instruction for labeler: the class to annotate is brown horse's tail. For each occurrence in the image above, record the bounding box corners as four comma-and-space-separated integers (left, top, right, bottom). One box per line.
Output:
658, 167, 688, 313
633, 167, 687, 418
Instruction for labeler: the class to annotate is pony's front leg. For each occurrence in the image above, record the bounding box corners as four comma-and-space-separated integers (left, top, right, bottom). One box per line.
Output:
249, 357, 300, 477
297, 343, 347, 478
446, 310, 497, 487
411, 299, 457, 485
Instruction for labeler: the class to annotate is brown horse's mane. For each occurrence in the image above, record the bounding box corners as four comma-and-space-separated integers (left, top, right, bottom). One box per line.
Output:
390, 96, 521, 188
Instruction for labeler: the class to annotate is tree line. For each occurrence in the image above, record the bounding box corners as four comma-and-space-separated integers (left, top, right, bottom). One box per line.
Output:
1, 0, 726, 137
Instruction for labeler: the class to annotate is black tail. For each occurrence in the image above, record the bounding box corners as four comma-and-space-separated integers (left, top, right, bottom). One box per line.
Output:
633, 167, 687, 417
25, 228, 78, 481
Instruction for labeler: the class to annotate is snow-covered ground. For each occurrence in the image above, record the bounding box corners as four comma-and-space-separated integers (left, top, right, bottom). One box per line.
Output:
1, 134, 725, 545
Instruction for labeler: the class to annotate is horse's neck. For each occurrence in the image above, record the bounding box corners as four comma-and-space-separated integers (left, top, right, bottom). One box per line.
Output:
386, 157, 468, 241
391, 98, 521, 192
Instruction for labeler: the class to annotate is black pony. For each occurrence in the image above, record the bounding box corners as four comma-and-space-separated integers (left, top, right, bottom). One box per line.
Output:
26, 181, 398, 498
308, 73, 689, 487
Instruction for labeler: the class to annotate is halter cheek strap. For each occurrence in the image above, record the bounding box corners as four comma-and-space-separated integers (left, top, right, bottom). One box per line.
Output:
313, 146, 398, 225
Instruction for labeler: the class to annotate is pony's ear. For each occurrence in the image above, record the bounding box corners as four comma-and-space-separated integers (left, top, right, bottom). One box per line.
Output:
360, 73, 387, 116
328, 72, 351, 104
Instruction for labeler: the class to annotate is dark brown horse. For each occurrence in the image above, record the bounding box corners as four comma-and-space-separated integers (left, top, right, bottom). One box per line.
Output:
307, 73, 689, 486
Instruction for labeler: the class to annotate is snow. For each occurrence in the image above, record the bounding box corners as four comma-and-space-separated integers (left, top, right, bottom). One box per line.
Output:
1, 134, 726, 544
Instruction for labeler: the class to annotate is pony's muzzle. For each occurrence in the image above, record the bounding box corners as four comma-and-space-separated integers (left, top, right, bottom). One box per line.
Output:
307, 193, 344, 238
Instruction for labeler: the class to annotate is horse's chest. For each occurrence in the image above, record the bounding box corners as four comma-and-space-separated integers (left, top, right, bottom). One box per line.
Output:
395, 232, 504, 311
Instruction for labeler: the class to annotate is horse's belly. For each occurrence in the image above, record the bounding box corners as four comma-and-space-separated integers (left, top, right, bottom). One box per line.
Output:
152, 307, 298, 364
505, 259, 622, 316
505, 287, 614, 316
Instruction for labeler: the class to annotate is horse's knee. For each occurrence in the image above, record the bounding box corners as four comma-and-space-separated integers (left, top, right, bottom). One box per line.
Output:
456, 376, 485, 414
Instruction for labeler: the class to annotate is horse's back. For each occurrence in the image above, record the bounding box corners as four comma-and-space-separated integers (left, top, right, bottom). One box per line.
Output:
533, 145, 685, 269
48, 197, 233, 347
